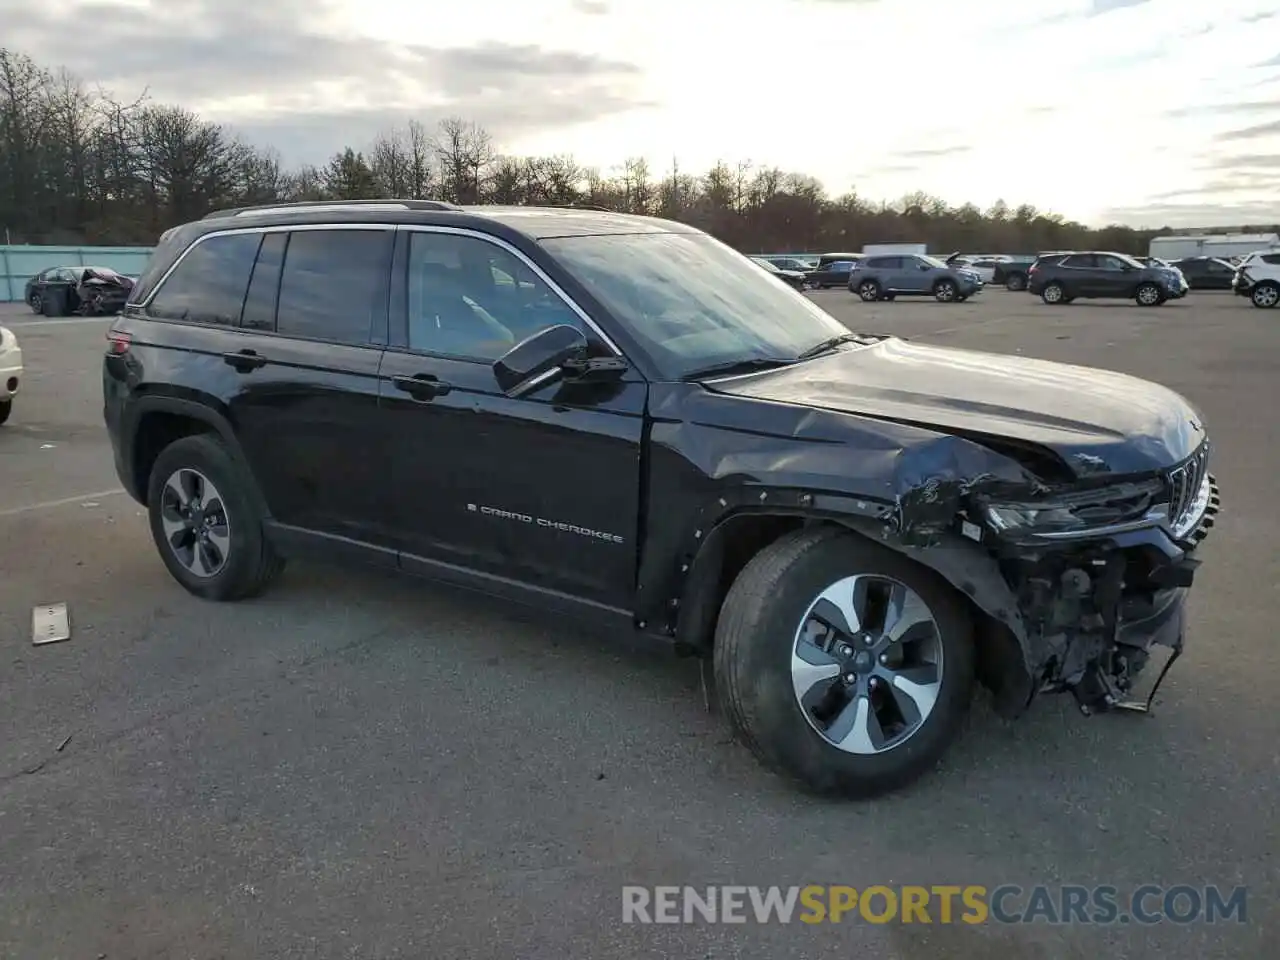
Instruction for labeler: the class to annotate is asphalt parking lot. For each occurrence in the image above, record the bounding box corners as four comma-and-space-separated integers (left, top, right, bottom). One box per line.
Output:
1, 290, 1276, 959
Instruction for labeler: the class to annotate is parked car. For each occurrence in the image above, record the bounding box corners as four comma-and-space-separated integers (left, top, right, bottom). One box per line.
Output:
984, 256, 1036, 291
1027, 252, 1183, 306
751, 256, 809, 291
945, 255, 1008, 284
806, 253, 864, 289
104, 199, 1220, 799
24, 266, 135, 317
0, 325, 21, 424
849, 254, 983, 303
1168, 257, 1235, 291
1231, 251, 1280, 308
761, 256, 817, 272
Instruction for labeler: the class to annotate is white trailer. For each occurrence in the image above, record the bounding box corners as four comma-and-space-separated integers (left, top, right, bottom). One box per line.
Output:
1149, 233, 1280, 261
862, 242, 929, 256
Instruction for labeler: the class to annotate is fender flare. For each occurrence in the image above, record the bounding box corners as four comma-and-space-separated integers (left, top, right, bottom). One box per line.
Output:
670, 487, 1037, 716
123, 393, 271, 517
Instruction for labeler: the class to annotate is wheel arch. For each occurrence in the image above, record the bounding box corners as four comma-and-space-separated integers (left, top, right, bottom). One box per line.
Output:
673, 503, 1036, 718
125, 393, 270, 517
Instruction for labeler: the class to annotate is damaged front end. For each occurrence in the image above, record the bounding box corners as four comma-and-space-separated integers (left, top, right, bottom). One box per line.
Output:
949, 444, 1220, 716
75, 268, 134, 316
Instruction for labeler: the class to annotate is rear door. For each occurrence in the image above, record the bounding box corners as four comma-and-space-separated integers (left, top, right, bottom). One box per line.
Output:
1056, 254, 1099, 295
222, 226, 396, 550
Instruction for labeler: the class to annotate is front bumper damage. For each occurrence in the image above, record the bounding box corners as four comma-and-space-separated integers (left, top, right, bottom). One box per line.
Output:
872, 447, 1220, 719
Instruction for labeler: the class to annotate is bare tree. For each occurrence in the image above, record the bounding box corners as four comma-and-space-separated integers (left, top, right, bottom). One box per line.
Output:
432, 116, 493, 204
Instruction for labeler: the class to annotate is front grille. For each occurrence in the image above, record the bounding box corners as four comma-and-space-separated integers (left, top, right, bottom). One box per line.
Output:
1166, 443, 1217, 543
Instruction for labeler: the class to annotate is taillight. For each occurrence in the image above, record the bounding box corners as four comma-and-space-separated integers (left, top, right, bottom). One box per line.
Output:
106, 330, 131, 355
1028, 264, 1038, 274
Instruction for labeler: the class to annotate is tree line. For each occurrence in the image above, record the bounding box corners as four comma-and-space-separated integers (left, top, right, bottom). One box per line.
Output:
1, 47, 1264, 255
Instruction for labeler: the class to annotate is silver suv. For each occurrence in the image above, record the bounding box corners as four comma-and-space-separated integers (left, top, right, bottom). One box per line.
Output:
849, 254, 983, 303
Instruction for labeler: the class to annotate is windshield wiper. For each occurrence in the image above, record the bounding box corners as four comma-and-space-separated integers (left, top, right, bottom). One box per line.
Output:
680, 357, 795, 381
795, 333, 862, 361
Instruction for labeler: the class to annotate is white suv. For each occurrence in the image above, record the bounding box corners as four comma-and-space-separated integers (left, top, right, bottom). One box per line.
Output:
1233, 250, 1280, 308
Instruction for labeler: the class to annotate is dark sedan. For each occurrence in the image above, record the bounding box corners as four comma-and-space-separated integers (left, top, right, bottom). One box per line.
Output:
805, 253, 865, 289
24, 266, 135, 316
1170, 256, 1237, 290
751, 257, 809, 291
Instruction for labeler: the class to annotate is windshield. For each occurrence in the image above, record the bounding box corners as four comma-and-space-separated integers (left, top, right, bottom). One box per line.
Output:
919, 254, 950, 269
543, 232, 850, 379
752, 258, 781, 273
1114, 253, 1145, 269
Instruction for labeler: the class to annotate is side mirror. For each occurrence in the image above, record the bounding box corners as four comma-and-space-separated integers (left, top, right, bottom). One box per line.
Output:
492, 324, 629, 397
493, 324, 589, 396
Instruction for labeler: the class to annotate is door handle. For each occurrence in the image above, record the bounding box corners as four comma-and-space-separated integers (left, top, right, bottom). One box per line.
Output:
392, 374, 452, 401
223, 348, 267, 372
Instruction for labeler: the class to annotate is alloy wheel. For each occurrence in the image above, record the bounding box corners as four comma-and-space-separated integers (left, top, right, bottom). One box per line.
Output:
791, 574, 943, 755
936, 282, 956, 302
1137, 285, 1160, 305
158, 467, 232, 578
1253, 285, 1279, 308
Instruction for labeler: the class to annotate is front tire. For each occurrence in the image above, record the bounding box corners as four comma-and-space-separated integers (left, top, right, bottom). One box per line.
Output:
0, 398, 11, 425
857, 280, 881, 302
713, 527, 975, 798
1251, 282, 1279, 308
146, 434, 285, 601
28, 292, 41, 313
1135, 282, 1164, 306
934, 279, 958, 302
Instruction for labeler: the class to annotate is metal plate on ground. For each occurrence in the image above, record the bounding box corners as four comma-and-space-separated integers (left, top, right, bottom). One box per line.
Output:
32, 603, 70, 645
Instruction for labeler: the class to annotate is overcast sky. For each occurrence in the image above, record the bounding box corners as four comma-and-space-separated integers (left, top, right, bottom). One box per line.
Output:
5, 0, 1280, 227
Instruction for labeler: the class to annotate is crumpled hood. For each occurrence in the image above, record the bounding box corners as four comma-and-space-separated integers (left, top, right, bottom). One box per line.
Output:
706, 337, 1206, 477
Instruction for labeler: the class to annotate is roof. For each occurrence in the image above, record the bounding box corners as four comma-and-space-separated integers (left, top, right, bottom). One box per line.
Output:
197, 199, 698, 240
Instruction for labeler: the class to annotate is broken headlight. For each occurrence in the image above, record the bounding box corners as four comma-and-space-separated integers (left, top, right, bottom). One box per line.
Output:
977, 480, 1164, 538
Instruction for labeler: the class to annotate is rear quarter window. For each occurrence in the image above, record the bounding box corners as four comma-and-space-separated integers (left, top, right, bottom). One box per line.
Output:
146, 232, 264, 325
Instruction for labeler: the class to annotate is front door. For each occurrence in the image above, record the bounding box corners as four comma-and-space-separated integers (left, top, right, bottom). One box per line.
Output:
379, 227, 646, 611
898, 256, 931, 292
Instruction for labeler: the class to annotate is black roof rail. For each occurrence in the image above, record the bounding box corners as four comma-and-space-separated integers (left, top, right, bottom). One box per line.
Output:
202, 199, 460, 220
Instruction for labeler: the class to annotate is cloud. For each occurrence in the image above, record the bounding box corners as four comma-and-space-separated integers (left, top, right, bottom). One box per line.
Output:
892, 145, 972, 159
570, 0, 609, 13
1151, 172, 1280, 200
1088, 0, 1151, 14
1165, 100, 1280, 119
1209, 153, 1280, 170
1102, 199, 1280, 228
1219, 118, 1280, 141
4, 0, 650, 156
1240, 10, 1278, 23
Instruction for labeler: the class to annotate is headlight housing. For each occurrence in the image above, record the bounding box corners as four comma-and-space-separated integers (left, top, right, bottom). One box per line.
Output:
976, 479, 1164, 539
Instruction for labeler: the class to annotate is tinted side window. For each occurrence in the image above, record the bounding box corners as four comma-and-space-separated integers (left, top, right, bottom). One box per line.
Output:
1059, 254, 1093, 269
405, 231, 584, 362
1262, 254, 1280, 265
241, 232, 287, 331
148, 233, 262, 324
275, 229, 393, 344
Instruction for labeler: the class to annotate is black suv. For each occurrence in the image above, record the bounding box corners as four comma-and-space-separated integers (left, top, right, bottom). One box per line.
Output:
103, 200, 1220, 798
1027, 251, 1181, 306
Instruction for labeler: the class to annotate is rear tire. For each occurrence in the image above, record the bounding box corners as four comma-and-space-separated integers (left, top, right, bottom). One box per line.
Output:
27, 292, 42, 313
1250, 282, 1279, 308
1006, 273, 1027, 291
1041, 282, 1065, 304
713, 527, 976, 799
146, 434, 285, 602
857, 280, 881, 302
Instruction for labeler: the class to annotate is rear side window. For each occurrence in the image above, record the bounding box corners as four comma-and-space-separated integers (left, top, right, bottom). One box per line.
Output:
147, 233, 263, 325
274, 229, 393, 344
1262, 254, 1280, 265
